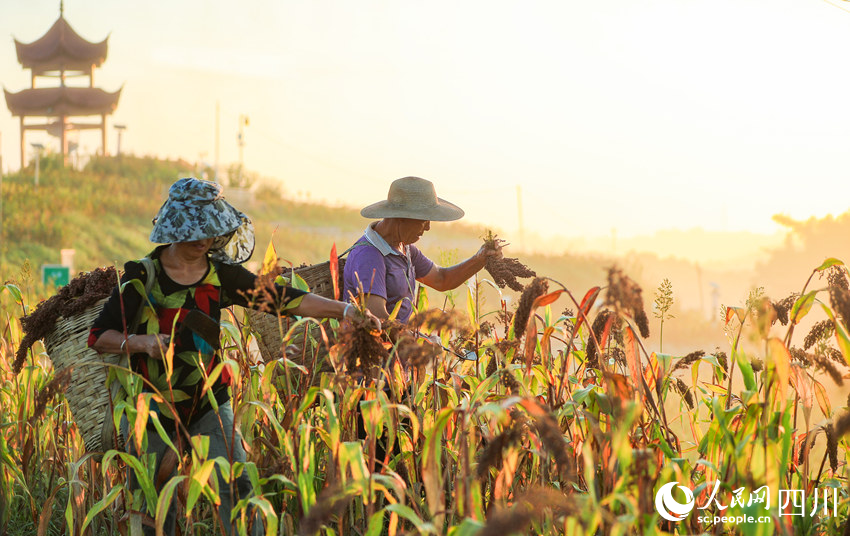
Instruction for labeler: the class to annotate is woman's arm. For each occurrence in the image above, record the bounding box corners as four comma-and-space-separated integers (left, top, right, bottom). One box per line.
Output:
219, 262, 381, 329
288, 293, 349, 319
91, 329, 171, 358
288, 293, 382, 331
218, 262, 308, 309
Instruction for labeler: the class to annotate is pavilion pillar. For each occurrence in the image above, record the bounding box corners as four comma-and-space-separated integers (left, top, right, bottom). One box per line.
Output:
101, 114, 107, 156
19, 117, 24, 171
60, 114, 67, 167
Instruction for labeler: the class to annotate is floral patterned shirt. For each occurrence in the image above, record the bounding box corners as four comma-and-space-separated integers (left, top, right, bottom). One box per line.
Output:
88, 245, 307, 429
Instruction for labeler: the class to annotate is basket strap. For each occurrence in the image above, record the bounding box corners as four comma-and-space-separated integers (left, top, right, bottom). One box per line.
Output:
127, 256, 157, 333
139, 257, 157, 302
337, 242, 358, 259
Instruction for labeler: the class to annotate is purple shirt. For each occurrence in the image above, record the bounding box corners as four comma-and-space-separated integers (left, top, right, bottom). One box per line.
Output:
343, 224, 435, 324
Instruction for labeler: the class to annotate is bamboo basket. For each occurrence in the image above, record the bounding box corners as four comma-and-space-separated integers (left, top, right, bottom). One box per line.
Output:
42, 297, 123, 453
246, 258, 345, 364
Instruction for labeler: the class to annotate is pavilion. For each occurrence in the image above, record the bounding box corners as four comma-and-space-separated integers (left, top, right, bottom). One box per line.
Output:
4, 4, 122, 167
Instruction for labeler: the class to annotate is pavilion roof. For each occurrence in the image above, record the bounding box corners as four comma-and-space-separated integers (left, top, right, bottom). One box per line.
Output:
4, 86, 121, 117
14, 16, 109, 75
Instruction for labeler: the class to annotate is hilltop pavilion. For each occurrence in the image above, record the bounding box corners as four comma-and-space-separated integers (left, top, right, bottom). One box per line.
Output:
4, 4, 122, 167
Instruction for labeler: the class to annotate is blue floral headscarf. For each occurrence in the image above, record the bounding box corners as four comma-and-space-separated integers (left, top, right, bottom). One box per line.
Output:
149, 178, 255, 264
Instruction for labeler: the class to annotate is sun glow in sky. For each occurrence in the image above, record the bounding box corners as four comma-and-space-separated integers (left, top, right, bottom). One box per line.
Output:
3, 0, 850, 246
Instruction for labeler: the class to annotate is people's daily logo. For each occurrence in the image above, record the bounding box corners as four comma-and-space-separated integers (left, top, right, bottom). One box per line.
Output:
655, 482, 695, 522
654, 481, 837, 525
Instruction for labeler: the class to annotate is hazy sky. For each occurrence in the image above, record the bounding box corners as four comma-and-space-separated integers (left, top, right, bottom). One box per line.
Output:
2, 0, 850, 243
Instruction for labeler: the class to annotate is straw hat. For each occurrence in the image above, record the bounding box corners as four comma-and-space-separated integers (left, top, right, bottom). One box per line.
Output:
150, 177, 255, 264
361, 176, 464, 221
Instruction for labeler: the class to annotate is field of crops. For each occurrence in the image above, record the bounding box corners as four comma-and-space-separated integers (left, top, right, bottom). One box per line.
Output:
2, 235, 850, 536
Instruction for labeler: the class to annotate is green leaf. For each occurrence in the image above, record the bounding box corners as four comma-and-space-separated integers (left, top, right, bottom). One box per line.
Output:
447, 518, 486, 536
388, 299, 404, 322
422, 408, 454, 525
384, 504, 438, 534
247, 496, 279, 536
693, 458, 720, 474
468, 373, 500, 406
393, 404, 421, 445
81, 485, 122, 534
201, 361, 232, 396
186, 459, 216, 513
735, 349, 756, 391
820, 303, 850, 366
107, 451, 158, 513
365, 511, 385, 536
220, 319, 241, 343
320, 389, 341, 452
594, 392, 613, 414
280, 294, 305, 312
191, 434, 211, 461
291, 272, 310, 292
282, 357, 308, 374
3, 284, 22, 304
416, 284, 429, 313
790, 291, 817, 325
338, 441, 368, 483
121, 277, 155, 314
156, 476, 187, 534
466, 286, 476, 326
148, 412, 180, 456
814, 379, 832, 417
766, 337, 790, 403
571, 385, 596, 406
816, 257, 844, 272
242, 461, 262, 489
214, 457, 236, 485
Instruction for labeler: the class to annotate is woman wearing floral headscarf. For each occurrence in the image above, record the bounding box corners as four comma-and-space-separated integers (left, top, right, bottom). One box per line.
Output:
89, 177, 378, 536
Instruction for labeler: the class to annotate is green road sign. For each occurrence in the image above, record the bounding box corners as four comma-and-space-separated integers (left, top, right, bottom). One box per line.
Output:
42, 264, 70, 287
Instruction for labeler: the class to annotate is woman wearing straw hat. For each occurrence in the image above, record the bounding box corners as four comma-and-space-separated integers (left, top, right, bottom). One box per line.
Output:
89, 177, 379, 536
343, 176, 502, 325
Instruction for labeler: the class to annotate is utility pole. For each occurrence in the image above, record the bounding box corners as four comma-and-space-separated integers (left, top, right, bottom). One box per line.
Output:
214, 101, 220, 182
237, 114, 249, 185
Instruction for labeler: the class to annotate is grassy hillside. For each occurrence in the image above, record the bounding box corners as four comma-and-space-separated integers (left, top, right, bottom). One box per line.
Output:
0, 155, 605, 279
0, 155, 736, 353
1, 155, 185, 274
0, 155, 506, 275
10, 154, 842, 356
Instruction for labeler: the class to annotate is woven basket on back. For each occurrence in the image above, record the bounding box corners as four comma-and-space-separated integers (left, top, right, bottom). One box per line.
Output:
42, 297, 123, 453
246, 258, 345, 363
